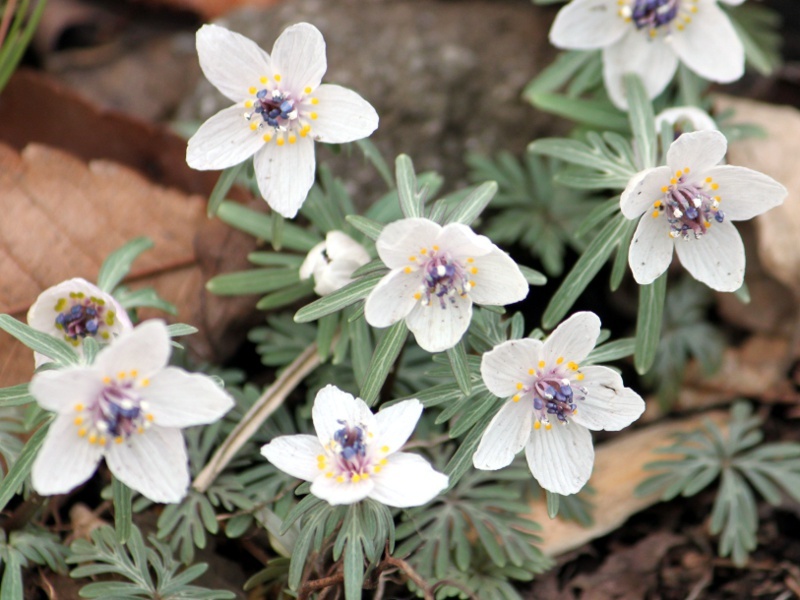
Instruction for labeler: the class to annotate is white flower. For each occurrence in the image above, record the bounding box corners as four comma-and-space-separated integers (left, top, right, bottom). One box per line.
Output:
549, 0, 745, 108
27, 278, 133, 367
655, 106, 718, 135
363, 218, 529, 353
473, 312, 645, 495
299, 231, 371, 296
621, 130, 787, 291
261, 385, 448, 507
186, 23, 379, 218
30, 320, 234, 503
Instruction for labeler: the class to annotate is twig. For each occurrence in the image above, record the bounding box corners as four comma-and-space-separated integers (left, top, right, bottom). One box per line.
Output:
382, 555, 434, 600
192, 343, 322, 492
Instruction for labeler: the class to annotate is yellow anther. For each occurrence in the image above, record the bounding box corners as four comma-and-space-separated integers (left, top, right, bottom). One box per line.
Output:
310, 112, 318, 120
705, 177, 713, 183
130, 370, 138, 377
140, 379, 150, 387
685, 167, 691, 172
649, 29, 657, 38
317, 454, 325, 462
381, 445, 390, 453
534, 421, 541, 430
409, 256, 417, 262
467, 257, 474, 263
88, 434, 97, 444
413, 292, 422, 300
137, 426, 144, 434
146, 414, 155, 422
556, 357, 564, 365
528, 368, 535, 375
311, 97, 319, 105
250, 122, 258, 131
373, 466, 382, 473
288, 135, 297, 144
102, 376, 111, 385
545, 423, 552, 430
661, 186, 669, 193
404, 266, 412, 274
676, 23, 685, 31
300, 124, 311, 137
274, 74, 281, 81
380, 458, 388, 466
683, 15, 691, 23
75, 403, 84, 412
117, 371, 126, 379
576, 373, 585, 381
74, 417, 83, 426
420, 248, 428, 255
248, 86, 257, 94
516, 382, 524, 390
99, 436, 107, 446
304, 86, 312, 94
573, 408, 578, 415
101, 332, 110, 340
244, 100, 253, 108
470, 267, 478, 275
260, 76, 268, 84
78, 428, 87, 438
568, 361, 579, 370
714, 196, 721, 202
538, 360, 545, 369
711, 183, 719, 190
362, 473, 370, 480
676, 170, 682, 177
336, 475, 345, 483
326, 472, 333, 478
55, 298, 66, 311
351, 474, 362, 483
469, 280, 476, 287
115, 436, 124, 444
512, 394, 521, 403
670, 178, 677, 185
432, 245, 440, 251
263, 134, 272, 143
652, 211, 660, 218
277, 137, 285, 146
704, 221, 711, 228
690, 4, 697, 11
653, 200, 662, 208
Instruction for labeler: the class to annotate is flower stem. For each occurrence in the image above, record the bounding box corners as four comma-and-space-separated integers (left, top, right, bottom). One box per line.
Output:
192, 343, 322, 493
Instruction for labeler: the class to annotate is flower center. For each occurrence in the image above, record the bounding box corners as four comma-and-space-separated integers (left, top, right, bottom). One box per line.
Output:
53, 293, 117, 345
72, 372, 154, 446
317, 422, 390, 483
243, 76, 318, 145
650, 169, 724, 240
406, 248, 478, 309
618, 0, 698, 36
514, 359, 587, 428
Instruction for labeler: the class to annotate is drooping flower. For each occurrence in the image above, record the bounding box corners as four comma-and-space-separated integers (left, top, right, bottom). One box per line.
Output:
655, 106, 718, 136
473, 312, 645, 495
549, 0, 745, 109
186, 23, 379, 218
621, 129, 787, 291
364, 218, 529, 353
30, 320, 234, 503
299, 231, 371, 296
27, 278, 133, 367
261, 385, 448, 507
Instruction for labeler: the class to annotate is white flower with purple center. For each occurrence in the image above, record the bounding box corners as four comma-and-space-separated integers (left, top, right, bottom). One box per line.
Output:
30, 320, 234, 503
261, 385, 448, 507
27, 278, 133, 367
473, 312, 645, 495
299, 231, 371, 296
364, 218, 529, 353
549, 0, 745, 108
621, 129, 787, 291
186, 23, 379, 218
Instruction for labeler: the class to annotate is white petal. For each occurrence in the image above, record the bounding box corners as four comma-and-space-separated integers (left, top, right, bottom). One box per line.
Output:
376, 218, 442, 269
374, 399, 423, 453
472, 400, 533, 470
718, 0, 745, 4
299, 240, 326, 281
312, 385, 376, 447
142, 368, 234, 428
704, 165, 787, 221
310, 474, 374, 505
311, 84, 379, 144
30, 367, 104, 414
326, 231, 370, 264
549, 0, 626, 50
94, 320, 171, 380
370, 452, 448, 508
655, 106, 718, 133
525, 423, 594, 495
674, 219, 745, 292
271, 23, 327, 94
603, 32, 678, 109
31, 415, 103, 496
364, 269, 421, 328
313, 258, 364, 296
186, 105, 265, 171
466, 248, 528, 306
406, 293, 472, 353
196, 24, 272, 103
105, 426, 189, 504
571, 366, 645, 431
253, 136, 316, 218
628, 213, 675, 285
436, 223, 494, 259
480, 338, 543, 398
672, 3, 744, 83
260, 434, 325, 481
620, 166, 671, 219
666, 130, 727, 174
543, 311, 601, 365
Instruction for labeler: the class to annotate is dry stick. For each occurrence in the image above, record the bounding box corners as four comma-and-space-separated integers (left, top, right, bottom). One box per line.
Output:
192, 343, 322, 493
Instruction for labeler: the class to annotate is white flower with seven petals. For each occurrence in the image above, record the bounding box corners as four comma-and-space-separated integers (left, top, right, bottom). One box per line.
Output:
364, 218, 529, 353
27, 278, 133, 367
621, 130, 787, 292
261, 385, 448, 507
473, 312, 645, 495
30, 320, 234, 504
186, 23, 379, 218
549, 0, 745, 109
299, 231, 371, 296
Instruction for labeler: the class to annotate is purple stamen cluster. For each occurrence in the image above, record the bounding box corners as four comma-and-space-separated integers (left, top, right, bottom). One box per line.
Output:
97, 384, 144, 439
661, 179, 725, 239
531, 372, 586, 424
422, 254, 469, 309
55, 298, 109, 340
632, 0, 679, 30
252, 89, 297, 128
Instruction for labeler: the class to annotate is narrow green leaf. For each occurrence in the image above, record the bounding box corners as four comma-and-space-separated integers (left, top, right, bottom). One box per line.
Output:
207, 162, 244, 217
584, 338, 635, 365
345, 215, 384, 241
0, 384, 34, 408
445, 181, 498, 225
545, 491, 560, 519
356, 139, 394, 190
97, 237, 154, 293
529, 93, 629, 131
114, 287, 177, 315
576, 197, 620, 239
522, 49, 596, 97
294, 274, 382, 323
0, 552, 22, 600
0, 417, 51, 512
395, 155, 421, 218
623, 74, 657, 169
206, 268, 299, 296
0, 315, 79, 365
255, 280, 315, 311
343, 528, 365, 600
360, 322, 407, 406
316, 314, 339, 362
518, 265, 547, 286
447, 341, 472, 396
112, 478, 133, 544
165, 323, 198, 338
634, 271, 667, 374
217, 201, 318, 251
542, 214, 628, 329
609, 218, 637, 291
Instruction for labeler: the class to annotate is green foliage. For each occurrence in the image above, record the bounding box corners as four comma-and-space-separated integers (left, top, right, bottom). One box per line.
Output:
67, 525, 235, 599
0, 0, 48, 94
725, 2, 782, 76
636, 402, 800, 566
0, 526, 67, 600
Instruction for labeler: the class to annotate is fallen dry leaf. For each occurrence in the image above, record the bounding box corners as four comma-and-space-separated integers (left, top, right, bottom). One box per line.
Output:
528, 410, 726, 557
0, 142, 256, 389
